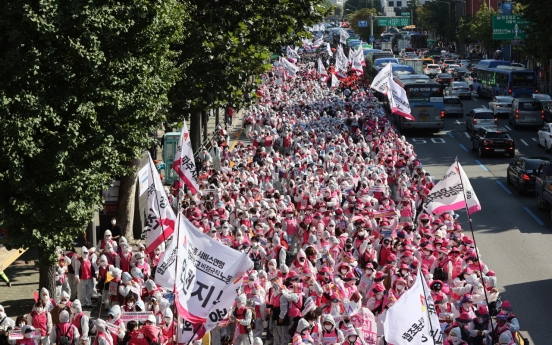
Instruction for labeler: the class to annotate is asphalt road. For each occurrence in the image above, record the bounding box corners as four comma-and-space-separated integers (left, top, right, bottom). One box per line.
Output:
393, 93, 552, 345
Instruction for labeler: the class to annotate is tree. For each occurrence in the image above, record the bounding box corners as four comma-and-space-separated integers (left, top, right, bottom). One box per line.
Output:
416, 1, 455, 43
517, 0, 552, 62
167, 0, 329, 149
456, 16, 474, 46
0, 0, 186, 295
470, 3, 498, 54
349, 8, 384, 41
406, 0, 421, 28
344, 0, 383, 16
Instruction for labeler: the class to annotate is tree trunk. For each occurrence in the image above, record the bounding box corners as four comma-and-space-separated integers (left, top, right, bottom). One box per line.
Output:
117, 158, 140, 240
202, 110, 208, 143
190, 112, 202, 153
38, 247, 56, 297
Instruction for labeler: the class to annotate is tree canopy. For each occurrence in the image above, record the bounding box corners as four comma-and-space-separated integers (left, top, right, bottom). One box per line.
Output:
517, 0, 552, 62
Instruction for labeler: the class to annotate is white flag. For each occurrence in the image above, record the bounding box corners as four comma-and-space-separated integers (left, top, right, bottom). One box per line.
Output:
174, 214, 252, 330
154, 235, 178, 290
318, 58, 329, 82
340, 29, 350, 44
172, 119, 199, 194
331, 73, 340, 89
279, 57, 298, 77
370, 63, 392, 94
384, 271, 443, 345
326, 43, 332, 57
286, 46, 300, 63
423, 161, 482, 215
388, 76, 414, 121
146, 155, 176, 254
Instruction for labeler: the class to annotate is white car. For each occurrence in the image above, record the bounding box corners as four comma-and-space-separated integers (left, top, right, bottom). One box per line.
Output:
537, 123, 552, 151
488, 96, 514, 117
446, 64, 460, 74
424, 64, 441, 77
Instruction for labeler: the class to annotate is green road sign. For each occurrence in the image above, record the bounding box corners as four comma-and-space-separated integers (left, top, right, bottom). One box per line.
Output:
377, 17, 411, 26
492, 15, 532, 40
400, 11, 410, 16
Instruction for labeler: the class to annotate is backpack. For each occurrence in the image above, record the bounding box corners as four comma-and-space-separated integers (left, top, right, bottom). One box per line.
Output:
279, 247, 293, 267
234, 307, 256, 332
433, 260, 449, 282
57, 326, 73, 345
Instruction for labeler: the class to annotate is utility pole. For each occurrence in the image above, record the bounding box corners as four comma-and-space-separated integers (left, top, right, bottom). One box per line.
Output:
370, 13, 374, 37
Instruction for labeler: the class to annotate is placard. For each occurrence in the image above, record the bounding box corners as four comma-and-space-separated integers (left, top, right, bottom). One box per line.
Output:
121, 311, 153, 323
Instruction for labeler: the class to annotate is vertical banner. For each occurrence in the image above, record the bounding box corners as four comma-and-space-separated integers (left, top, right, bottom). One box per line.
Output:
370, 63, 392, 94
383, 271, 443, 345
388, 76, 414, 121
174, 214, 253, 336
146, 155, 176, 254
172, 119, 199, 194
350, 308, 378, 345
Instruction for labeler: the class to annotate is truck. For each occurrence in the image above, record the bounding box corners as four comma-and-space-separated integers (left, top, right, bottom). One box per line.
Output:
397, 39, 408, 51
535, 161, 552, 217
403, 59, 423, 74
381, 42, 393, 52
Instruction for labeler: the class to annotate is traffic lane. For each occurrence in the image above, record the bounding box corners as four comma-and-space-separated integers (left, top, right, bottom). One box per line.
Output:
429, 121, 552, 229
407, 133, 552, 345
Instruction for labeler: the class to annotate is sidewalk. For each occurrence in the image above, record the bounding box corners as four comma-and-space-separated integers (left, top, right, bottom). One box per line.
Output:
1, 249, 39, 318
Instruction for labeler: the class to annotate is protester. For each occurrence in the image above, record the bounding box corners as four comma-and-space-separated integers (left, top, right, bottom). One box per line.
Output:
1, 39, 515, 345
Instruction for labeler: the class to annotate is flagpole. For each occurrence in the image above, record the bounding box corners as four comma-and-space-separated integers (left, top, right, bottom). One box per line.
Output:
419, 268, 438, 345
172, 213, 183, 345
148, 153, 170, 250
454, 158, 497, 343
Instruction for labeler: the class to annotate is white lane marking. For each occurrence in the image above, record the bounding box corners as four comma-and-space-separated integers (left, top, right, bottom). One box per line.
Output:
464, 132, 471, 138
532, 138, 537, 142
505, 125, 511, 131
473, 98, 478, 102
454, 120, 462, 125
520, 139, 529, 146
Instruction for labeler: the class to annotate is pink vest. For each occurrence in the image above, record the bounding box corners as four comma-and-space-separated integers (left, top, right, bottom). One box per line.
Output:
284, 218, 297, 235
31, 311, 48, 336
79, 258, 92, 280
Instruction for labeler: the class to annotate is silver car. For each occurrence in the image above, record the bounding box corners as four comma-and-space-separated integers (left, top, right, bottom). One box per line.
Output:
446, 82, 471, 99
488, 96, 514, 117
532, 94, 552, 108
466, 108, 498, 132
509, 98, 544, 129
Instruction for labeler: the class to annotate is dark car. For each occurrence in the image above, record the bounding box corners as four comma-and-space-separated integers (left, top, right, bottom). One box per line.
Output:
507, 157, 551, 194
471, 126, 515, 157
452, 67, 469, 81
436, 73, 453, 86
545, 103, 552, 122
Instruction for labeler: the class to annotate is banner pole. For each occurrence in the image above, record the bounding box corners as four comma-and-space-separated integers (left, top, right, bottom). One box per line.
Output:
454, 158, 497, 343
419, 270, 437, 344
148, 153, 169, 251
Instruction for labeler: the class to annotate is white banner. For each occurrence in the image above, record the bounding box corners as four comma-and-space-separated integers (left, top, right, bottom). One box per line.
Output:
326, 43, 332, 57
384, 271, 443, 345
318, 58, 329, 82
340, 29, 350, 44
286, 46, 300, 63
155, 235, 178, 290
351, 308, 377, 345
331, 74, 340, 89
174, 214, 252, 332
388, 76, 414, 121
280, 57, 299, 77
146, 155, 176, 254
370, 63, 392, 94
172, 119, 199, 194
423, 161, 481, 215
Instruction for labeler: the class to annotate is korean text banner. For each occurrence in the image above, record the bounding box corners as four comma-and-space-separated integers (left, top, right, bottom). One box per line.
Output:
370, 63, 392, 95
172, 119, 199, 194
423, 161, 481, 215
174, 214, 253, 330
146, 155, 176, 254
384, 270, 443, 345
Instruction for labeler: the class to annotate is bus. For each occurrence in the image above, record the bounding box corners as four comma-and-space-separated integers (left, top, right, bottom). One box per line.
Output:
472, 61, 538, 98
392, 74, 445, 132
410, 33, 428, 50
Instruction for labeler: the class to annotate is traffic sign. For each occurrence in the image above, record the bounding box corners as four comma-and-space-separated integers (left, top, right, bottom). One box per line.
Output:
369, 36, 375, 43
358, 20, 368, 27
492, 15, 532, 40
400, 11, 411, 16
377, 17, 411, 26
